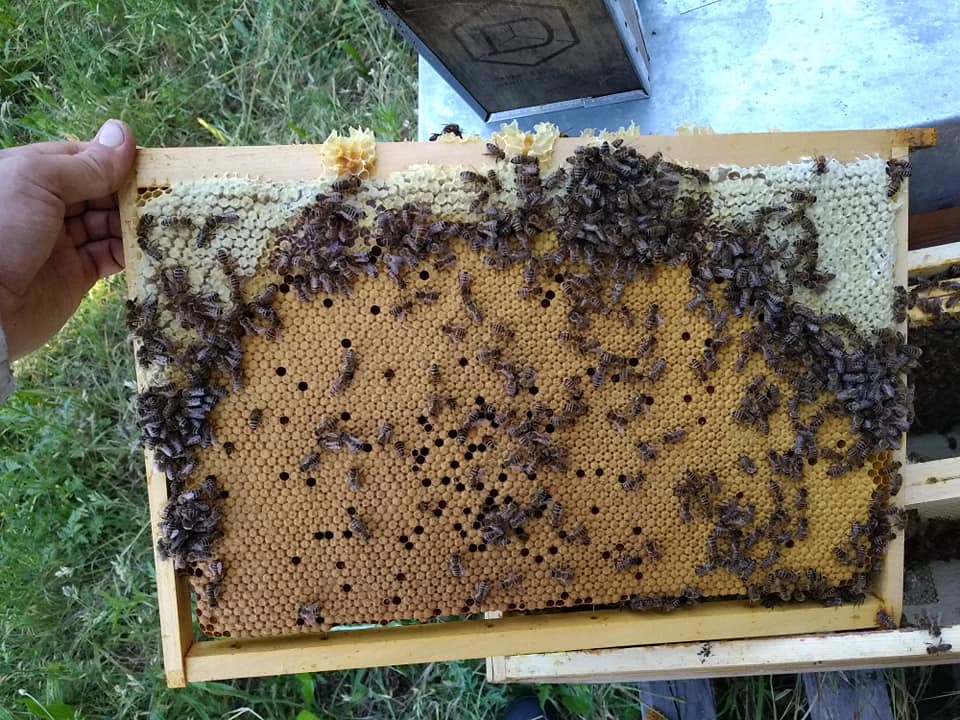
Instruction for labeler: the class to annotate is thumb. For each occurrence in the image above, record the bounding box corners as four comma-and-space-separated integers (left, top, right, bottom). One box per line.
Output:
37, 119, 137, 206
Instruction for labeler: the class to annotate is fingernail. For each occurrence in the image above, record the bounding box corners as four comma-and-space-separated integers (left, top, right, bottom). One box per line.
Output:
96, 119, 126, 148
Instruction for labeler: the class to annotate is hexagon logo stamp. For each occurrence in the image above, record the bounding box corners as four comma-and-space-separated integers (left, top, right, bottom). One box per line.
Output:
452, 3, 579, 67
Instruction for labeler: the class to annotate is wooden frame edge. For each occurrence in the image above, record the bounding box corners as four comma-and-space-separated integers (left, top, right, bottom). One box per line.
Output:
875, 145, 910, 620
120, 174, 194, 688
494, 625, 960, 683
908, 240, 960, 277
182, 600, 881, 683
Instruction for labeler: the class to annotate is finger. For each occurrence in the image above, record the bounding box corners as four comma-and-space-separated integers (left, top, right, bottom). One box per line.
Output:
78, 237, 125, 278
31, 119, 137, 206
65, 209, 121, 245
65, 194, 118, 217
0, 140, 90, 162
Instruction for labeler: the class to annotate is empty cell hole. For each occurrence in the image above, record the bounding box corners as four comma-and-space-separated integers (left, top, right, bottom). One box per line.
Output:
341, 338, 352, 348
297, 381, 309, 391
323, 298, 334, 308
276, 367, 286, 376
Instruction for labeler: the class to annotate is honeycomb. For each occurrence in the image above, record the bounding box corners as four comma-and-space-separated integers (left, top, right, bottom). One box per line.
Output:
130, 136, 907, 640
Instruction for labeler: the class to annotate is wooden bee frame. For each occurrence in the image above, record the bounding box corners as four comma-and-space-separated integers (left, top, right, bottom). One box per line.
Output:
119, 128, 936, 688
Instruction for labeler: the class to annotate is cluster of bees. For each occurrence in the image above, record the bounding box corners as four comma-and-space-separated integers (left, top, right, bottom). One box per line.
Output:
155, 475, 224, 607
134, 130, 918, 627
906, 262, 960, 434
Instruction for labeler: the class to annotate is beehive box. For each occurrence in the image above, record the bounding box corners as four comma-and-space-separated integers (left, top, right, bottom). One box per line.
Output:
120, 128, 931, 687
374, 0, 650, 120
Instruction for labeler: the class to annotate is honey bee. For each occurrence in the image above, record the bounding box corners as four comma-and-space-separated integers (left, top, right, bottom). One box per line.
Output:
827, 464, 852, 478
460, 170, 487, 188
768, 480, 784, 505
644, 304, 662, 331
329, 348, 357, 396
677, 165, 710, 184
389, 300, 414, 320
441, 323, 466, 341
918, 611, 942, 637
255, 283, 279, 304
926, 642, 952, 654
472, 579, 491, 606
297, 603, 323, 627
484, 142, 506, 160
349, 516, 371, 541
606, 409, 629, 433
426, 393, 441, 417
875, 610, 897, 630
137, 222, 163, 261
636, 441, 657, 461
790, 189, 817, 205
393, 440, 406, 457
449, 553, 466, 577
490, 322, 515, 339
517, 286, 541, 299
248, 408, 263, 431
347, 466, 361, 491
499, 573, 524, 591
195, 212, 239, 248
833, 546, 850, 564
886, 158, 911, 197
530, 487, 551, 509
760, 548, 781, 569
160, 215, 193, 228
463, 298, 484, 323
300, 452, 321, 472
812, 155, 828, 175
646, 357, 667, 382
644, 540, 662, 561
695, 563, 716, 576
203, 580, 221, 608
376, 422, 394, 446
890, 472, 903, 496
434, 254, 457, 271
475, 347, 501, 364
331, 175, 362, 193
415, 289, 440, 305
620, 473, 643, 492
467, 465, 485, 489
565, 524, 590, 545
615, 555, 642, 572
738, 454, 757, 475
662, 427, 687, 444
549, 501, 564, 528
428, 123, 463, 140
550, 566, 575, 586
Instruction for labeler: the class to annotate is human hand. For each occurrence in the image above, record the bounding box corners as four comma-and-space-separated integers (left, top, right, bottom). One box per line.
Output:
0, 119, 137, 360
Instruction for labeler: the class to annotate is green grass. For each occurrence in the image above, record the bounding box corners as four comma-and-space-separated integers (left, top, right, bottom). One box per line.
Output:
0, 1, 949, 718
0, 0, 417, 146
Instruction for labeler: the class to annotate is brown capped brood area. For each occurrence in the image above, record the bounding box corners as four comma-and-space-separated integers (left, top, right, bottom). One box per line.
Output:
129, 130, 912, 639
